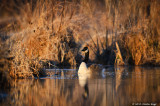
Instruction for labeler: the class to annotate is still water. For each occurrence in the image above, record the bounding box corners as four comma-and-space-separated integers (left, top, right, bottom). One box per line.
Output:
0, 67, 160, 106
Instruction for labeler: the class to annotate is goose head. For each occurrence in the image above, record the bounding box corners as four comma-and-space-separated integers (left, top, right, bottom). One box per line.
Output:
81, 47, 89, 63
81, 47, 89, 52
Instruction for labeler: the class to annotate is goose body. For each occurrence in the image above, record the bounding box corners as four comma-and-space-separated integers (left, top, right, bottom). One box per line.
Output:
78, 61, 91, 86
78, 62, 90, 74
78, 62, 90, 88
88, 64, 104, 73
78, 47, 104, 76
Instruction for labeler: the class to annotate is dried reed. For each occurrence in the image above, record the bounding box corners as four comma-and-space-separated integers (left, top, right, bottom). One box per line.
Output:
0, 0, 160, 78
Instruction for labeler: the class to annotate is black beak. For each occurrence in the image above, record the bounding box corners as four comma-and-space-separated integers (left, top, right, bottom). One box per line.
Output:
81, 49, 85, 52
81, 47, 88, 52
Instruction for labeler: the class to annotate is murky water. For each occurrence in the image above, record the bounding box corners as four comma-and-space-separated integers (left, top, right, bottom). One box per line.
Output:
0, 67, 160, 106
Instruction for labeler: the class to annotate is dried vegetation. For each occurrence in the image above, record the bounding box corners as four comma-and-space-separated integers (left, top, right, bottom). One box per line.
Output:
0, 0, 160, 78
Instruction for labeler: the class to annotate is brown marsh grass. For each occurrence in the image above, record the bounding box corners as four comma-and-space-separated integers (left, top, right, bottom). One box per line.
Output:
0, 0, 160, 78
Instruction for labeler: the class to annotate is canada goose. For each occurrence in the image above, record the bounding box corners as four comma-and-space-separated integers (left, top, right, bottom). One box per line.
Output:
78, 47, 90, 75
78, 47, 104, 76
78, 47, 106, 100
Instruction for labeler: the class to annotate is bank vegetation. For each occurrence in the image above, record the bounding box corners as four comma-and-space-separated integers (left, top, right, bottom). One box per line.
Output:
0, 0, 160, 78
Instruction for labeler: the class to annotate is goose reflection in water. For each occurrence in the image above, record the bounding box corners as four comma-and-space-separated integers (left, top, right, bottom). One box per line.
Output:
78, 72, 89, 100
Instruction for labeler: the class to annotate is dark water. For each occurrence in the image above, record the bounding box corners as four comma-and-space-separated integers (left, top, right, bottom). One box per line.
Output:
0, 67, 160, 106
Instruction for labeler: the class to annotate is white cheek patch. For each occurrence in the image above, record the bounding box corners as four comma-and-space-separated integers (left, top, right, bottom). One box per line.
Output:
85, 49, 89, 53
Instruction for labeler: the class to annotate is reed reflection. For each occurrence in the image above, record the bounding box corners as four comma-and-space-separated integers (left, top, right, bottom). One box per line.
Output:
115, 67, 125, 92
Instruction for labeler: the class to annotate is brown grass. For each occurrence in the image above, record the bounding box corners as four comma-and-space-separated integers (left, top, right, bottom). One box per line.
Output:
0, 0, 160, 78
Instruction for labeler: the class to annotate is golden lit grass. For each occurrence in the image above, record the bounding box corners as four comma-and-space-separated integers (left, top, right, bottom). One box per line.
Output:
4, 1, 79, 78
2, 0, 107, 78
0, 0, 160, 78
118, 31, 160, 65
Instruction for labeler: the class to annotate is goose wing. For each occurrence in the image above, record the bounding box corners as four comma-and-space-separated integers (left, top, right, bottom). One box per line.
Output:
88, 64, 103, 73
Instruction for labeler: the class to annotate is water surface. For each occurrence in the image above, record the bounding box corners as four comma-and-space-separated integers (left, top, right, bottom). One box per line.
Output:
0, 67, 160, 106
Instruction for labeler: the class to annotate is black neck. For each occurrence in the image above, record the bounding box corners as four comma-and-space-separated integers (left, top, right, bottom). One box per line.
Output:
83, 51, 89, 63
